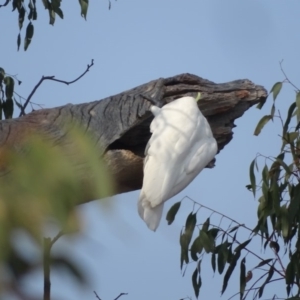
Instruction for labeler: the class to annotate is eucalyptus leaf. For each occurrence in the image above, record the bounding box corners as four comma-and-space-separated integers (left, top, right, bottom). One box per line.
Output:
240, 257, 246, 300
254, 115, 272, 136
270, 81, 282, 101
166, 201, 181, 225
79, 0, 89, 19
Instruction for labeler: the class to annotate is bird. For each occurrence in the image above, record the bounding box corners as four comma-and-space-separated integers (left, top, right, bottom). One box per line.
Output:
138, 95, 218, 231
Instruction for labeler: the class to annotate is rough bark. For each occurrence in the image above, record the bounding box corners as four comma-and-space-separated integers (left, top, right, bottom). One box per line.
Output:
0, 73, 267, 202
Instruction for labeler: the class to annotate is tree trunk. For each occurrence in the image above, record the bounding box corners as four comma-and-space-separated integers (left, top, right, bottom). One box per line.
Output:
0, 73, 267, 202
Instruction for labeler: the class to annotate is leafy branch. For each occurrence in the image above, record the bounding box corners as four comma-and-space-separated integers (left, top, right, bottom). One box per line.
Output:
0, 60, 94, 119
168, 64, 300, 300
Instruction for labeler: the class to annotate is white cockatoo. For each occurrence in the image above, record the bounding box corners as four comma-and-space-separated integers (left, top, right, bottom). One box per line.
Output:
138, 95, 218, 231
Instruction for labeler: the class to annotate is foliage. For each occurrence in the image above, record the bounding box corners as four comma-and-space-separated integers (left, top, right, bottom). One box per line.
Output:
0, 60, 94, 119
167, 65, 300, 300
0, 0, 117, 51
0, 67, 22, 120
0, 124, 114, 298
0, 61, 112, 299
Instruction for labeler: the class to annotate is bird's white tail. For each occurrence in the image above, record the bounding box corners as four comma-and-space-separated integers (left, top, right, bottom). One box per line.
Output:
138, 195, 164, 231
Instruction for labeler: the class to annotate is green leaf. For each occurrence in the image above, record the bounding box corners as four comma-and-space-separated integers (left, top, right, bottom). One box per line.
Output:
254, 115, 272, 136
54, 6, 64, 19
269, 155, 283, 181
270, 103, 275, 118
0, 67, 5, 81
41, 0, 48, 8
185, 212, 197, 244
190, 236, 203, 261
296, 92, 300, 122
192, 267, 201, 298
288, 184, 300, 224
208, 228, 219, 240
211, 252, 216, 273
17, 33, 21, 51
258, 265, 274, 298
253, 258, 273, 270
202, 217, 210, 232
79, 0, 88, 20
218, 242, 228, 274
249, 159, 256, 197
48, 9, 56, 25
180, 231, 189, 269
221, 250, 241, 294
228, 225, 240, 234
270, 81, 282, 101
271, 181, 280, 215
282, 131, 299, 151
280, 205, 289, 238
18, 5, 25, 30
283, 102, 297, 136
262, 182, 269, 204
166, 201, 181, 225
240, 257, 246, 300
24, 22, 34, 51
288, 132, 299, 142
180, 212, 197, 266
4, 76, 15, 99
262, 164, 269, 185
51, 0, 61, 10
234, 239, 252, 253
199, 230, 214, 253
3, 98, 14, 119
286, 256, 296, 286
276, 158, 292, 176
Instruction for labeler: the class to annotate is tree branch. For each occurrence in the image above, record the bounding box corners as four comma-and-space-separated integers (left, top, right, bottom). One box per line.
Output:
114, 293, 128, 300
19, 59, 94, 117
1, 73, 267, 203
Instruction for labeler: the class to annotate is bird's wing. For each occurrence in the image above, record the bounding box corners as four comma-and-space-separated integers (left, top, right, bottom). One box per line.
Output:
142, 98, 204, 205
185, 137, 218, 175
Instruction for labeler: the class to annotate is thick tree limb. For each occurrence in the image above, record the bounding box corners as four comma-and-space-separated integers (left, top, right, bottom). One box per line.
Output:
0, 73, 267, 202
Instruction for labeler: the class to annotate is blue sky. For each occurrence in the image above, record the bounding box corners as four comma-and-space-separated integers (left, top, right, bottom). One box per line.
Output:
2, 1, 300, 299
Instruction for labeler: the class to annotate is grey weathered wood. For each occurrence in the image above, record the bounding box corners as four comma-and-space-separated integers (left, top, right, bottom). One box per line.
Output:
0, 73, 267, 203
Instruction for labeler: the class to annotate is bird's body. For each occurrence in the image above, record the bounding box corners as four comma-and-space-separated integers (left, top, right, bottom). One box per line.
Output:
138, 96, 218, 231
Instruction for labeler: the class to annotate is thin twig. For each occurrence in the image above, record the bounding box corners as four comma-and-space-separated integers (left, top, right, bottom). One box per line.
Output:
273, 250, 286, 274
0, 0, 10, 8
182, 196, 286, 279
227, 277, 283, 300
279, 60, 300, 92
49, 231, 64, 248
43, 231, 64, 300
19, 59, 94, 117
93, 291, 128, 300
183, 196, 255, 235
114, 293, 128, 300
94, 291, 102, 300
